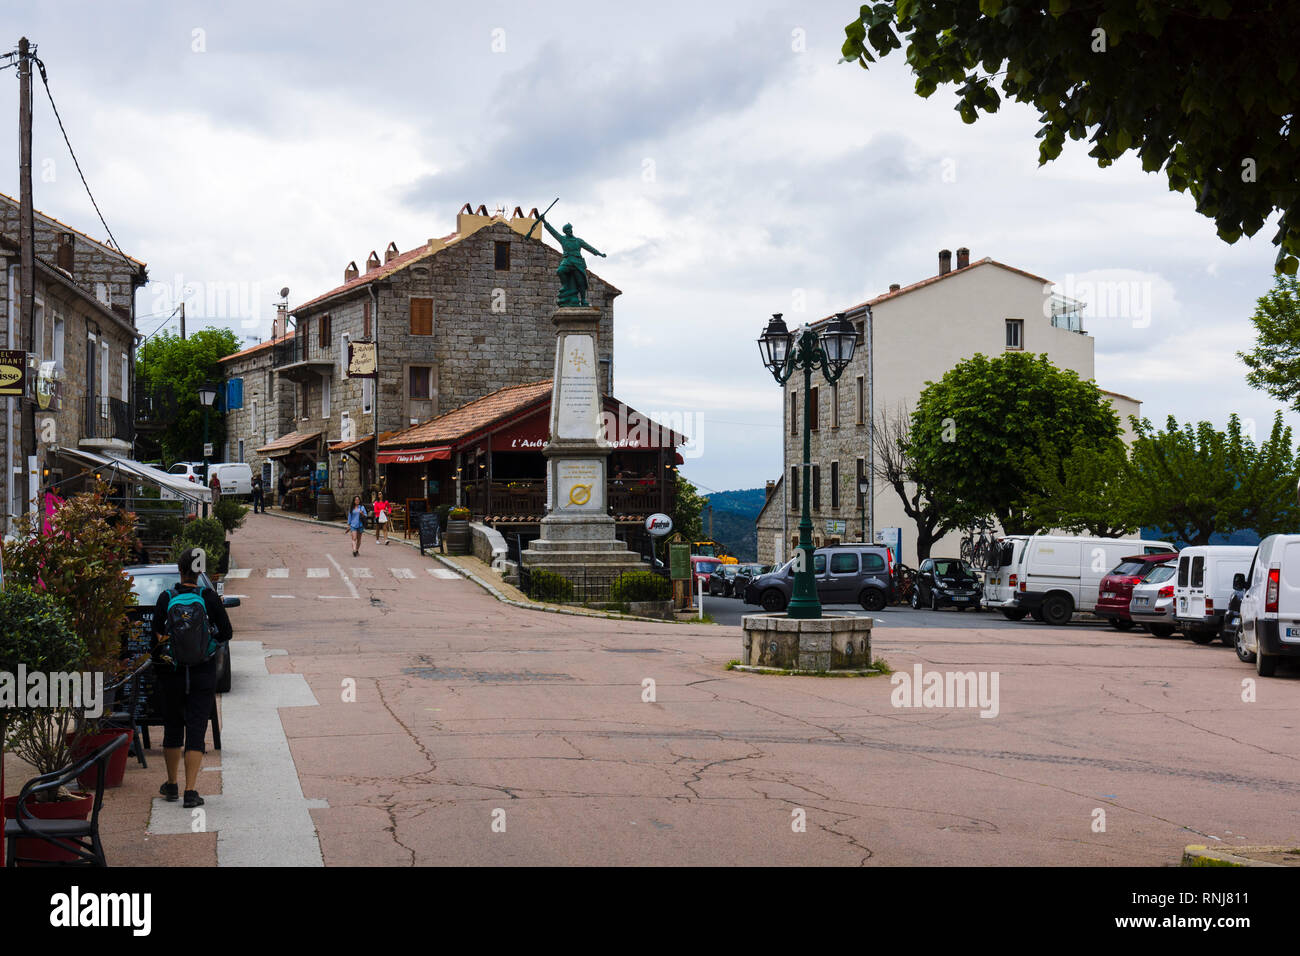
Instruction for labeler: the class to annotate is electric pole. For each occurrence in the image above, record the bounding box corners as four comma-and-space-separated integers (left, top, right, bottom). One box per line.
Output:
179, 300, 185, 339
17, 37, 37, 518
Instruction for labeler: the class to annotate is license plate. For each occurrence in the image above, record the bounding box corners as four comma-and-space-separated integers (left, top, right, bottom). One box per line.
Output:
1179, 598, 1187, 611
1287, 626, 1300, 640
1102, 591, 1115, 599
1132, 597, 1147, 607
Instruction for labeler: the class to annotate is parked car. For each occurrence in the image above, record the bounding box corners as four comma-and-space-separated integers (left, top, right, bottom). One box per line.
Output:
732, 563, 770, 596
1094, 553, 1180, 630
166, 461, 207, 484
1223, 577, 1247, 657
996, 534, 1175, 625
911, 557, 981, 611
742, 545, 893, 612
691, 556, 721, 595
126, 563, 240, 693
1126, 562, 1178, 637
1173, 545, 1258, 645
1234, 534, 1300, 676
707, 564, 744, 597
207, 462, 254, 496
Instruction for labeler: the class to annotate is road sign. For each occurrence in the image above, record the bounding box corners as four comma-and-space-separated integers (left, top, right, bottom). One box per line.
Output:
203, 442, 214, 458
826, 518, 846, 535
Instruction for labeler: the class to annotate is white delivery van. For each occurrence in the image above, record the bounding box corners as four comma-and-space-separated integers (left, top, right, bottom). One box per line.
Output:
1236, 534, 1300, 677
1172, 545, 1257, 645
982, 536, 1031, 619
207, 462, 253, 496
1003, 534, 1175, 625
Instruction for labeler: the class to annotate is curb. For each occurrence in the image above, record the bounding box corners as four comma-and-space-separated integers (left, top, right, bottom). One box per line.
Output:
260, 508, 697, 626
1181, 845, 1297, 867
730, 664, 883, 677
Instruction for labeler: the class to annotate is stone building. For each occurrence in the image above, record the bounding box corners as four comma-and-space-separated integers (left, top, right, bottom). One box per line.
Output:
221, 204, 618, 506
754, 248, 1142, 566
0, 194, 147, 531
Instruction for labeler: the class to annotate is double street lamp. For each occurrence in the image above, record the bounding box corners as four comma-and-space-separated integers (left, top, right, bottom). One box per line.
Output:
758, 312, 857, 619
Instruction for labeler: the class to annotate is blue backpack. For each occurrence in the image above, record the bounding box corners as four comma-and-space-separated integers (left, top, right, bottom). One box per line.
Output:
164, 587, 217, 666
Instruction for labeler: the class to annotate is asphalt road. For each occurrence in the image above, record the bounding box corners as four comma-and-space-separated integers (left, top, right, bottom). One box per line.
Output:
207, 512, 1299, 866
703, 594, 1031, 629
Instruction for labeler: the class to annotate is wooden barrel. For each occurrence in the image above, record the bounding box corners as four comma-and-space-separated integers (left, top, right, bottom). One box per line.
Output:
445, 518, 470, 555
316, 491, 338, 521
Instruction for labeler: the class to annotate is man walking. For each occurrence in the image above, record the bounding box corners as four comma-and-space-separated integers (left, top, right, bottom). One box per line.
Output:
251, 475, 264, 513
151, 548, 233, 808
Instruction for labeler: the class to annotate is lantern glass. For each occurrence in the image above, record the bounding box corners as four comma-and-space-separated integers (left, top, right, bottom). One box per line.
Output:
758, 314, 792, 378
820, 314, 857, 377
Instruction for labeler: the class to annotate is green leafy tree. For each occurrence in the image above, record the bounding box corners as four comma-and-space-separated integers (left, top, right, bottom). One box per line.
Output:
671, 474, 706, 545
137, 328, 242, 463
1239, 274, 1300, 410
842, 1, 1300, 273
1022, 440, 1143, 536
909, 352, 1120, 533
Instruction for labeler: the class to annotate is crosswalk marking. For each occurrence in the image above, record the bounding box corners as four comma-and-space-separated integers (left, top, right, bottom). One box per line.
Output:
307, 568, 329, 578
270, 594, 295, 599
267, 568, 289, 579
226, 568, 251, 579
428, 568, 459, 580
352, 568, 373, 578
391, 568, 415, 579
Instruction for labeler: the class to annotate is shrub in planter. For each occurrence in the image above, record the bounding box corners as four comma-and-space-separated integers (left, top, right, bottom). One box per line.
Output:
172, 516, 227, 570
526, 568, 574, 602
448, 506, 470, 521
609, 570, 671, 603
212, 497, 248, 534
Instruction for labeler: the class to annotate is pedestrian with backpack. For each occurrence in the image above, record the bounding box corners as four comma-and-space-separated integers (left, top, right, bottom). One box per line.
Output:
151, 547, 233, 808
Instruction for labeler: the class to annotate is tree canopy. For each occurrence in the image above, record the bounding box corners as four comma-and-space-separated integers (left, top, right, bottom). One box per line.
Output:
1239, 274, 1300, 411
842, 1, 1300, 272
136, 328, 241, 463
909, 352, 1120, 533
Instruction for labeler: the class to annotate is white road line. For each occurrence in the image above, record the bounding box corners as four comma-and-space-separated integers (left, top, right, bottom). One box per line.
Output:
428, 568, 459, 580
306, 568, 329, 578
270, 594, 296, 599
226, 568, 251, 579
352, 568, 372, 578
325, 553, 361, 599
267, 568, 289, 579
318, 595, 347, 600
224, 594, 248, 599
391, 568, 415, 579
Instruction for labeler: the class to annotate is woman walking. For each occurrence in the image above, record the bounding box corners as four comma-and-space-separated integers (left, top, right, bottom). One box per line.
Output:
373, 492, 392, 545
347, 495, 369, 557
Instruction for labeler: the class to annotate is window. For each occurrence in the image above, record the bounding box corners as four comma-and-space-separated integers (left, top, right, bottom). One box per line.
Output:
320, 314, 331, 349
363, 300, 372, 339
494, 241, 511, 270
251, 400, 258, 433
830, 461, 840, 509
362, 377, 373, 415
1005, 318, 1023, 350
830, 552, 858, 574
813, 554, 826, 574
855, 375, 864, 425
101, 341, 110, 405
340, 332, 350, 377
861, 553, 886, 572
322, 376, 330, 418
790, 465, 798, 508
298, 317, 310, 360
831, 383, 839, 428
410, 297, 433, 335
1177, 557, 1189, 588
409, 366, 432, 400
812, 464, 821, 510
238, 439, 245, 463
53, 315, 65, 368
1191, 556, 1205, 588
809, 387, 819, 431
121, 354, 128, 400
790, 391, 797, 434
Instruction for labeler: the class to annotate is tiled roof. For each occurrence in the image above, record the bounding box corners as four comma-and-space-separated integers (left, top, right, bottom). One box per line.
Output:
220, 331, 293, 363
381, 381, 554, 449
330, 430, 400, 453
255, 429, 321, 455
292, 240, 453, 313
0, 190, 147, 268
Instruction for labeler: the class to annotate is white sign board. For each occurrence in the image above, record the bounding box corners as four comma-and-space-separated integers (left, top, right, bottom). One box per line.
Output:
645, 513, 672, 536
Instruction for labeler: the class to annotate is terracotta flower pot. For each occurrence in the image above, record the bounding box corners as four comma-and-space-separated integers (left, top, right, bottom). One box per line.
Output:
68, 728, 134, 789
3, 792, 93, 864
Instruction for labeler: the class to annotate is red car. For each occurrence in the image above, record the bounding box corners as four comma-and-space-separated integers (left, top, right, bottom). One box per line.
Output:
1095, 553, 1180, 630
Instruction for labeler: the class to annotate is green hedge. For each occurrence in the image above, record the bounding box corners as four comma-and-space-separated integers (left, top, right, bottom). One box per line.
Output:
526, 568, 574, 602
172, 517, 227, 571
609, 570, 670, 603
212, 497, 249, 534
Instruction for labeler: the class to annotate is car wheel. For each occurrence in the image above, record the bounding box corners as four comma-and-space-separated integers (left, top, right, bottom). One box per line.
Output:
761, 589, 787, 613
1001, 608, 1028, 621
1235, 627, 1256, 664
1030, 608, 1046, 622
859, 588, 886, 612
930, 591, 940, 612
216, 643, 232, 693
910, 589, 919, 609
1189, 629, 1216, 645
1042, 595, 1072, 626
1148, 624, 1175, 638
1257, 649, 1278, 677
1108, 618, 1134, 631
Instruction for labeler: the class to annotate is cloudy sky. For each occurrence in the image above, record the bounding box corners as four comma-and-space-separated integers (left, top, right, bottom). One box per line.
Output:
2, 1, 1288, 496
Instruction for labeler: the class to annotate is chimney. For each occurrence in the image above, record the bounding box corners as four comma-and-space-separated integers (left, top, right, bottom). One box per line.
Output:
939, 249, 952, 275
384, 241, 399, 263
56, 231, 75, 273
274, 304, 288, 339
766, 479, 776, 502
344, 261, 359, 282
366, 251, 381, 272
956, 246, 970, 270
889, 283, 901, 293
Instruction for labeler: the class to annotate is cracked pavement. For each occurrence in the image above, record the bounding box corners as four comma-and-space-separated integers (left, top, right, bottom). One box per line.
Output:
230, 514, 1299, 865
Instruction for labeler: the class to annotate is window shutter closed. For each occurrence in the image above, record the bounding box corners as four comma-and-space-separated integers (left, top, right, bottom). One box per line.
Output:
410, 298, 433, 335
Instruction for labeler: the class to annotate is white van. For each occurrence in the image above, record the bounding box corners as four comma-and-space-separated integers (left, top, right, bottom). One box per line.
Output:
1172, 545, 1257, 645
207, 462, 253, 496
1000, 534, 1175, 625
982, 535, 1030, 619
1236, 534, 1300, 677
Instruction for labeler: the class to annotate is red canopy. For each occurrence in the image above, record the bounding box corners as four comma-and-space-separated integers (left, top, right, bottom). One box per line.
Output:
377, 446, 451, 465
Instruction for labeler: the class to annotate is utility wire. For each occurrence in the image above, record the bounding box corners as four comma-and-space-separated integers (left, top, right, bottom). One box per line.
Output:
32, 54, 124, 256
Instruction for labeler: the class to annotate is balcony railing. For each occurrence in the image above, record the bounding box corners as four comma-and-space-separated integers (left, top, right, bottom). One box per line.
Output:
83, 396, 134, 443
462, 478, 668, 520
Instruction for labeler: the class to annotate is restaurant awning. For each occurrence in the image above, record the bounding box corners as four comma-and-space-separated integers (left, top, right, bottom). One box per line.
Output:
54, 447, 213, 503
255, 430, 322, 458
377, 446, 451, 465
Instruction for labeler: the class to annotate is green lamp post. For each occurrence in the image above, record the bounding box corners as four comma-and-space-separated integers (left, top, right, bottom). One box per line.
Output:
198, 380, 218, 518
758, 312, 858, 619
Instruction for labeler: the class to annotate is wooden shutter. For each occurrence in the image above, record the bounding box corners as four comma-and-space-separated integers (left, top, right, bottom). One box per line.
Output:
410, 297, 433, 335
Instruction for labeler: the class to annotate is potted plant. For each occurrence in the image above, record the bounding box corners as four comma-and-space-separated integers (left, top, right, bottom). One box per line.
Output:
446, 506, 471, 555
0, 586, 89, 865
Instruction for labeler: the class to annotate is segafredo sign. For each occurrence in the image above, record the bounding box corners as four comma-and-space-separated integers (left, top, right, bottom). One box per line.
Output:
645, 513, 672, 536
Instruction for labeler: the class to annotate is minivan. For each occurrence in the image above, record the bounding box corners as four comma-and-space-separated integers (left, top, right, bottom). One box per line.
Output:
1234, 534, 1300, 676
999, 534, 1175, 626
743, 545, 893, 612
982, 535, 1030, 618
1172, 545, 1257, 645
207, 462, 254, 496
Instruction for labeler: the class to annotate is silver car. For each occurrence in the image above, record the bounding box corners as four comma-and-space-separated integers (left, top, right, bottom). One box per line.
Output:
1127, 562, 1177, 637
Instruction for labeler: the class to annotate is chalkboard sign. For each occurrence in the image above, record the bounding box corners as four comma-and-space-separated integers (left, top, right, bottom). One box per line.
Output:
418, 511, 442, 556
669, 541, 691, 580
123, 609, 162, 723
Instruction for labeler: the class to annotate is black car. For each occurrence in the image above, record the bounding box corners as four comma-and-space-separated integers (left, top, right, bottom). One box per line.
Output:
707, 564, 743, 597
126, 564, 240, 693
911, 557, 981, 611
731, 563, 770, 596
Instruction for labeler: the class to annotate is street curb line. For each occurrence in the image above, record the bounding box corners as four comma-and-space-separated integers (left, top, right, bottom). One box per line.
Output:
1181, 845, 1295, 867
731, 665, 883, 677
260, 508, 694, 626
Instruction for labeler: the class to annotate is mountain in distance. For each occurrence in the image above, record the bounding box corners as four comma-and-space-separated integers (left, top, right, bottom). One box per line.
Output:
702, 488, 768, 562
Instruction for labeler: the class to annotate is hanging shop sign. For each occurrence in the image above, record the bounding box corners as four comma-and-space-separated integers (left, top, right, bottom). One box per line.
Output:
0, 350, 27, 397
